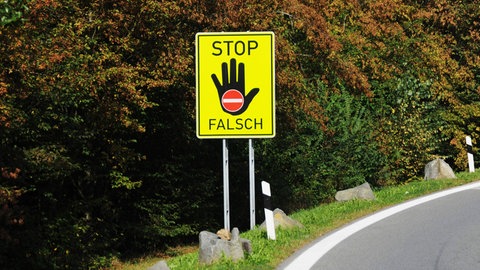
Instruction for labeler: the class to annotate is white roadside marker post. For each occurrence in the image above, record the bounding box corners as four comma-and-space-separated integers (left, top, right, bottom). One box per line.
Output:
261, 181, 276, 240
466, 136, 475, 173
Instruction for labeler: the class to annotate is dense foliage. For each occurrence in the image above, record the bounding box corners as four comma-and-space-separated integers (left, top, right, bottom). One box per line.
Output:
1, 0, 479, 268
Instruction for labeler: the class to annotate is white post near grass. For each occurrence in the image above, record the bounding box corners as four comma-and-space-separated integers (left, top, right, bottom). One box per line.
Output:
466, 136, 475, 173
261, 181, 276, 240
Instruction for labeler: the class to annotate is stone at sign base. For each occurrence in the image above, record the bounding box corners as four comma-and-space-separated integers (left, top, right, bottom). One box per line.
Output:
335, 182, 375, 202
198, 227, 252, 265
147, 260, 170, 270
259, 208, 304, 229
424, 158, 456, 180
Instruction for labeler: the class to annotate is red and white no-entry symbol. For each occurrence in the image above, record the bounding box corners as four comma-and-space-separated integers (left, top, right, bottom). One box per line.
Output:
221, 89, 244, 113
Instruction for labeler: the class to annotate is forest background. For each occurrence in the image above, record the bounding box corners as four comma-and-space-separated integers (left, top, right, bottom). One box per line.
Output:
1, 0, 479, 269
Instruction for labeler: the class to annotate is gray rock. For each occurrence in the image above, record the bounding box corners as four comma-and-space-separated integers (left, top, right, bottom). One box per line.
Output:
147, 260, 170, 270
335, 182, 375, 202
199, 231, 227, 264
424, 158, 456, 180
198, 228, 250, 265
259, 208, 304, 229
231, 227, 240, 241
227, 228, 244, 261
240, 238, 252, 254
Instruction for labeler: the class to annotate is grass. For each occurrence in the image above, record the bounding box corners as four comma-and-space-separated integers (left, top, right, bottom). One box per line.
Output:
115, 171, 480, 270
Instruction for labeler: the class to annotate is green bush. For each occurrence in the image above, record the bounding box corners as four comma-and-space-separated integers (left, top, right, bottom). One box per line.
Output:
371, 74, 446, 183
257, 81, 384, 211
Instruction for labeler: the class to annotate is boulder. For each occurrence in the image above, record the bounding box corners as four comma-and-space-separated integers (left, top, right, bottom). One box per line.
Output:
198, 227, 251, 265
424, 158, 456, 180
147, 260, 170, 270
335, 182, 375, 202
259, 208, 304, 229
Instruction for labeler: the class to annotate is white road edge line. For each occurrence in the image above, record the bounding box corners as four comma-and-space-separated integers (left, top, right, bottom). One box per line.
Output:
280, 181, 480, 270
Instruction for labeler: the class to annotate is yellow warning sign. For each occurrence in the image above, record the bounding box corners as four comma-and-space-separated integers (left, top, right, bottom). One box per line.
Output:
196, 32, 275, 139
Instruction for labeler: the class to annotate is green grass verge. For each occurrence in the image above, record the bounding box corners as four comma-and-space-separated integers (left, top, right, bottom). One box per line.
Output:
118, 172, 480, 270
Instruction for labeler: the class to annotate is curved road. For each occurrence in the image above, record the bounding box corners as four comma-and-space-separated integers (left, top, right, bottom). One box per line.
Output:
278, 181, 480, 270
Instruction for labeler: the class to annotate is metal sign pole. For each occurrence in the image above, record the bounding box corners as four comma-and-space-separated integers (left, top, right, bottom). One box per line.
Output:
223, 139, 230, 230
249, 139, 256, 229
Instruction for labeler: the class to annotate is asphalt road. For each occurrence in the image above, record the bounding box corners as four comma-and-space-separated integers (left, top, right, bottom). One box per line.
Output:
278, 181, 480, 270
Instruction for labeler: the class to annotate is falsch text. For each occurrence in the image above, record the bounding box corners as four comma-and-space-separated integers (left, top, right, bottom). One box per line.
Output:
209, 118, 263, 130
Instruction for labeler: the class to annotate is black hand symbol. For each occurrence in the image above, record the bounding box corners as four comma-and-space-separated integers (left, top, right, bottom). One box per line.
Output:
211, 58, 260, 115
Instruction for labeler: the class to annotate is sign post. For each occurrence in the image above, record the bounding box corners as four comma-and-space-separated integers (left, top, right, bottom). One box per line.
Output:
196, 31, 275, 231
249, 139, 255, 229
223, 139, 230, 230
